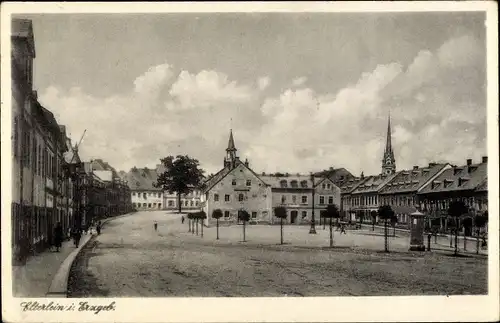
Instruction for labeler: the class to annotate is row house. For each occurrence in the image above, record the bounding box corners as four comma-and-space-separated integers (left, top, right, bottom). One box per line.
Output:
378, 163, 450, 225
339, 177, 366, 222
201, 130, 341, 225
417, 157, 488, 234
348, 173, 397, 223
11, 19, 74, 263
164, 188, 202, 211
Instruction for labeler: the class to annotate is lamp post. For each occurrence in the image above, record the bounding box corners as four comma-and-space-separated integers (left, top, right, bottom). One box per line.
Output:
309, 173, 317, 234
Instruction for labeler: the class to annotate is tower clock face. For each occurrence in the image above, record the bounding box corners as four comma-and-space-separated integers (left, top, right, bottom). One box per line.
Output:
385, 158, 392, 165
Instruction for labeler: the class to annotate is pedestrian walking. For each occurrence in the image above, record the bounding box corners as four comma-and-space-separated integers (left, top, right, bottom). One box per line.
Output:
154, 221, 158, 231
181, 216, 185, 224
53, 222, 63, 252
340, 224, 346, 234
96, 221, 102, 235
72, 225, 82, 248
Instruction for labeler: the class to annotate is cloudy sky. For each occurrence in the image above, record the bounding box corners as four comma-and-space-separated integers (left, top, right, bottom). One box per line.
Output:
24, 12, 486, 176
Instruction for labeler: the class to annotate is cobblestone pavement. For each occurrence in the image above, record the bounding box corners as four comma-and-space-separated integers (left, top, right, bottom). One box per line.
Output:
68, 211, 487, 297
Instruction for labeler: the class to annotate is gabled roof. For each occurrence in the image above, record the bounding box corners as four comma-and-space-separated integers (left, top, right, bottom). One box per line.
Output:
203, 159, 269, 193
476, 178, 487, 192
351, 172, 398, 194
126, 167, 162, 191
379, 163, 449, 194
418, 161, 487, 194
340, 177, 368, 194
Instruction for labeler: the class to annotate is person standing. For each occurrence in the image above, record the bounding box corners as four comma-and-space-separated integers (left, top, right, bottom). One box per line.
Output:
96, 221, 102, 235
72, 225, 82, 248
154, 221, 158, 231
181, 216, 185, 224
54, 222, 63, 252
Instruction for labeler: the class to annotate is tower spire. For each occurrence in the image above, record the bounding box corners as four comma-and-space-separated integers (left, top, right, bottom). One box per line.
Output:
224, 129, 238, 168
227, 129, 236, 152
382, 111, 396, 175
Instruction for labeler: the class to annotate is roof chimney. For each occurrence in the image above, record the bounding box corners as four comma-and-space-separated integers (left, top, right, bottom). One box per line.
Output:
413, 166, 418, 170
466, 159, 472, 166
482, 156, 488, 163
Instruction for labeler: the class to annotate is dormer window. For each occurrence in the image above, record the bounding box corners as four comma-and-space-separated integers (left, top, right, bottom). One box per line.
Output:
300, 180, 308, 188
290, 180, 298, 188
246, 180, 251, 186
280, 180, 288, 188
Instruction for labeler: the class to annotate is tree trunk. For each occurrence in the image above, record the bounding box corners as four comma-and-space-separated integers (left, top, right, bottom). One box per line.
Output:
454, 220, 458, 256
329, 217, 333, 248
216, 218, 219, 240
476, 228, 480, 254
280, 218, 283, 245
201, 219, 204, 237
323, 216, 325, 230
188, 219, 191, 233
177, 193, 182, 213
393, 225, 396, 237
384, 219, 388, 252
243, 221, 246, 242
463, 234, 466, 251
196, 219, 198, 236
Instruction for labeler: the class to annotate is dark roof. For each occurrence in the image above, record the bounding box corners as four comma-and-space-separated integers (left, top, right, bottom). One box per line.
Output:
476, 178, 487, 192
126, 167, 162, 191
351, 172, 398, 194
379, 163, 448, 194
340, 177, 367, 194
418, 161, 487, 194
227, 129, 236, 151
12, 18, 36, 57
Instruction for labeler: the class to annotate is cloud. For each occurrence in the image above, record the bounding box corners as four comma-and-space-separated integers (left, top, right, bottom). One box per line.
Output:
292, 76, 307, 87
257, 76, 270, 90
38, 33, 486, 176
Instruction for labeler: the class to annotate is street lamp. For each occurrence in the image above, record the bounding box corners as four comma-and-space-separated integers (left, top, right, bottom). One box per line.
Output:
309, 172, 317, 234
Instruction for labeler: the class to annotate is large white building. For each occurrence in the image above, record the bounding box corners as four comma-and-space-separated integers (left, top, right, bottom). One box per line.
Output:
201, 130, 341, 226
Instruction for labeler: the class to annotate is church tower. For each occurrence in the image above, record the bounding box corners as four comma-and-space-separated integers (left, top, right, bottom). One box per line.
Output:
224, 129, 238, 169
382, 113, 396, 175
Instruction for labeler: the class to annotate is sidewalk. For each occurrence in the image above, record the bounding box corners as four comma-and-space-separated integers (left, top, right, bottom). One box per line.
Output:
11, 233, 92, 297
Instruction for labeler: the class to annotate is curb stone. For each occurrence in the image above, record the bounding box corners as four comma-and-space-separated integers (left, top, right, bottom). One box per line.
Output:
46, 212, 135, 297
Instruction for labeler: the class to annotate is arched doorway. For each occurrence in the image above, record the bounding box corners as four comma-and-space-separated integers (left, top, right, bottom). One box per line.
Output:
290, 210, 298, 224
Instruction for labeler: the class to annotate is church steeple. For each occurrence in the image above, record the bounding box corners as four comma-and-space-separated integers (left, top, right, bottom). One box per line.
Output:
224, 129, 238, 168
382, 112, 396, 175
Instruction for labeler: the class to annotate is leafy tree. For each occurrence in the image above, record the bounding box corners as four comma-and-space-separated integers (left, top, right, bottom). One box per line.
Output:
238, 210, 250, 242
448, 200, 468, 256
474, 211, 488, 254
274, 206, 287, 245
154, 155, 205, 213
323, 204, 340, 247
212, 209, 223, 240
370, 210, 378, 231
378, 205, 395, 252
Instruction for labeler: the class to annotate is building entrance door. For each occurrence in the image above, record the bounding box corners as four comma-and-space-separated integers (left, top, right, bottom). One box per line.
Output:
290, 211, 298, 224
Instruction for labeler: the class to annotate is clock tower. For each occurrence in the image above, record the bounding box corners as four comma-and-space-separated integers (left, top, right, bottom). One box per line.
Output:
382, 113, 396, 175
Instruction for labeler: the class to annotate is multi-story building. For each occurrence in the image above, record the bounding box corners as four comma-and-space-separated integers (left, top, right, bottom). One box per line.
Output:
378, 162, 450, 225
11, 19, 71, 262
127, 167, 164, 210
201, 130, 341, 225
339, 177, 366, 222
417, 157, 488, 234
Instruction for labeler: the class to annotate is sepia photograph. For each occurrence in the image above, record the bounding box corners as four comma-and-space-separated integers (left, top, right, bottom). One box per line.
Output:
1, 2, 498, 322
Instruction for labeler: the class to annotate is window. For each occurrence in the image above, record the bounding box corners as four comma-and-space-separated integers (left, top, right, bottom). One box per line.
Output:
280, 180, 288, 188
143, 203, 146, 207
224, 211, 230, 217
148, 203, 152, 208
246, 180, 251, 186
238, 194, 244, 202
132, 192, 136, 196
190, 200, 194, 206
196, 201, 199, 206
322, 184, 326, 189
158, 203, 161, 208
292, 195, 297, 203
301, 196, 308, 204
213, 194, 219, 201
153, 203, 157, 207
168, 200, 174, 207
251, 212, 257, 219
232, 179, 237, 186
302, 211, 307, 219
132, 203, 136, 208
319, 196, 325, 205
281, 195, 286, 204
143, 193, 147, 199
225, 194, 230, 202
328, 196, 333, 205
327, 184, 331, 189
300, 180, 308, 188
185, 200, 189, 207
290, 180, 298, 188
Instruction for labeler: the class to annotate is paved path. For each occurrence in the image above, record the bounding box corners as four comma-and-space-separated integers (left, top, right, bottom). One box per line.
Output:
12, 233, 92, 297
68, 211, 487, 297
